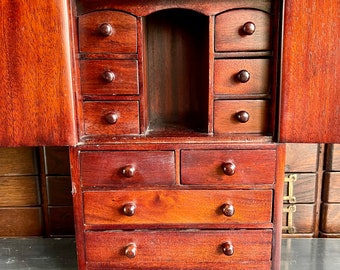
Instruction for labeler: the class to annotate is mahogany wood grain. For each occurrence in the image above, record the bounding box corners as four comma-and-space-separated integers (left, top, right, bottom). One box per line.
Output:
83, 101, 139, 136
80, 151, 175, 187
76, 0, 272, 17
214, 100, 270, 134
181, 149, 276, 186
280, 0, 340, 143
80, 60, 138, 95
145, 9, 209, 132
83, 190, 272, 227
215, 9, 272, 52
0, 0, 76, 146
78, 10, 137, 53
214, 58, 270, 96
85, 230, 272, 265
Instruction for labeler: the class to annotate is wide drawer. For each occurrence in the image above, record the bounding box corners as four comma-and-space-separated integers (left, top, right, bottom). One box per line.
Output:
83, 190, 273, 227
214, 100, 269, 134
80, 151, 175, 187
83, 101, 139, 136
215, 9, 271, 52
80, 60, 138, 95
78, 10, 137, 53
214, 58, 270, 96
85, 230, 272, 269
181, 149, 276, 186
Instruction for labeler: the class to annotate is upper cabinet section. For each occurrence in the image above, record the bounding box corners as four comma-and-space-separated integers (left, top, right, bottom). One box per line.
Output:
279, 0, 340, 143
0, 0, 77, 146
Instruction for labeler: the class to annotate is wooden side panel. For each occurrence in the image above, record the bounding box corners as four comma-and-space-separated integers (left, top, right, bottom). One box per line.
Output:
279, 0, 340, 143
0, 0, 76, 146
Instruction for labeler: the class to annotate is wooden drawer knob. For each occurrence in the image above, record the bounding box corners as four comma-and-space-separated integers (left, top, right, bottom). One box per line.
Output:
237, 70, 250, 83
221, 203, 235, 217
125, 243, 137, 258
242, 21, 256, 35
222, 162, 236, 176
236, 111, 250, 123
123, 203, 136, 216
104, 112, 119, 124
102, 70, 115, 82
99, 23, 113, 36
221, 242, 234, 256
122, 165, 135, 178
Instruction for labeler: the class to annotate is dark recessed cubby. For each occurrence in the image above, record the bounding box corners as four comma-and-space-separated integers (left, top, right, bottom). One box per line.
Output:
145, 9, 209, 133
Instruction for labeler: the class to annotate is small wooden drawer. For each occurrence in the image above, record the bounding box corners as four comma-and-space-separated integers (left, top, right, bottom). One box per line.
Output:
80, 151, 175, 187
320, 203, 340, 233
85, 230, 272, 268
83, 190, 273, 227
83, 101, 139, 136
78, 10, 137, 53
214, 100, 269, 134
181, 149, 276, 186
214, 59, 270, 96
80, 60, 138, 95
215, 9, 271, 52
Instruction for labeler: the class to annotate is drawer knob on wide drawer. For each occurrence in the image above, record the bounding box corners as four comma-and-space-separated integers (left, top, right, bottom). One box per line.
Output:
222, 162, 236, 176
105, 112, 119, 124
242, 21, 256, 35
124, 243, 137, 258
221, 203, 235, 217
102, 70, 115, 82
122, 165, 135, 178
99, 23, 113, 36
237, 70, 250, 83
236, 111, 250, 123
221, 242, 234, 256
123, 203, 136, 216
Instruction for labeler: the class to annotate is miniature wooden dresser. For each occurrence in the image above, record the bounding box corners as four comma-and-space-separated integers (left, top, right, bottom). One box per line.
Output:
70, 1, 284, 269
0, 0, 339, 270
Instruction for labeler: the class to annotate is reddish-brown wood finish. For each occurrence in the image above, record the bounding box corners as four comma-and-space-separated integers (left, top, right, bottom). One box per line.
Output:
215, 9, 272, 52
83, 190, 273, 227
181, 149, 276, 186
80, 151, 175, 187
280, 0, 340, 143
214, 100, 270, 134
80, 60, 139, 95
214, 58, 270, 96
83, 101, 140, 136
0, 0, 76, 146
78, 10, 137, 53
85, 230, 272, 266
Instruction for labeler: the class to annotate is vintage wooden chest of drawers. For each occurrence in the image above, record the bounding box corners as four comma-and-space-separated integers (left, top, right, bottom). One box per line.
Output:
70, 1, 284, 269
0, 0, 339, 270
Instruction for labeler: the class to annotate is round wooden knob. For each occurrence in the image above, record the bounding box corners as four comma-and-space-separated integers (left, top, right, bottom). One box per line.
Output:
99, 23, 113, 36
122, 165, 135, 178
104, 112, 118, 124
242, 21, 256, 35
236, 111, 250, 123
123, 203, 136, 216
222, 162, 236, 176
125, 243, 137, 258
237, 70, 250, 83
102, 70, 115, 82
222, 242, 234, 256
221, 203, 235, 217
